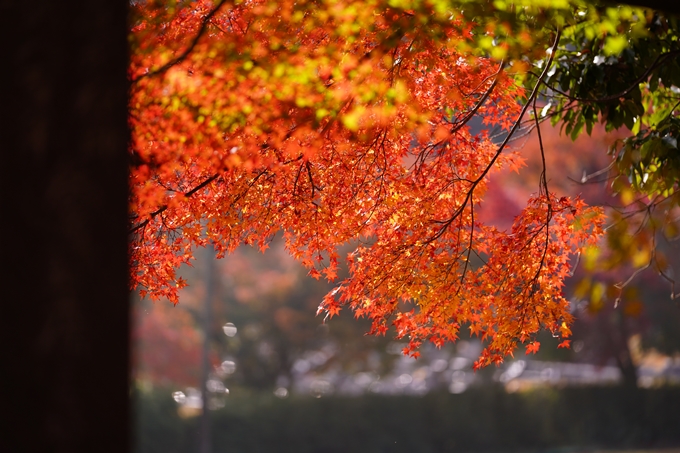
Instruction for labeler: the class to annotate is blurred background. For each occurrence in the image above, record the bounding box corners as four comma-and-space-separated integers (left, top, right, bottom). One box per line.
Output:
132, 122, 680, 453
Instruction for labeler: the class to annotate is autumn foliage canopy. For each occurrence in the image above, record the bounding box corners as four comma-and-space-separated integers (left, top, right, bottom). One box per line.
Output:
129, 0, 608, 368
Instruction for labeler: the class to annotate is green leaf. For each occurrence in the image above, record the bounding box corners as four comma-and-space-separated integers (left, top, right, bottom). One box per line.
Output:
604, 35, 628, 56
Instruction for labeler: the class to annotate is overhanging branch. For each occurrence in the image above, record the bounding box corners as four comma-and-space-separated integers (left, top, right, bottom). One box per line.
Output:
132, 0, 229, 83
129, 174, 219, 234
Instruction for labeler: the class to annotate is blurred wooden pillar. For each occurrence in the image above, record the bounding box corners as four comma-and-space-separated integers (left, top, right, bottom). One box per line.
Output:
2, 1, 130, 451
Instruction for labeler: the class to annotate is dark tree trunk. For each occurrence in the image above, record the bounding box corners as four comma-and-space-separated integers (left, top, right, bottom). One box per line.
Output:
611, 311, 640, 389
1, 1, 129, 451
613, 338, 640, 390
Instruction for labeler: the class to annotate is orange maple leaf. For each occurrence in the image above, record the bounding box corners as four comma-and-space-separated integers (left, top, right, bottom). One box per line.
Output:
525, 342, 541, 355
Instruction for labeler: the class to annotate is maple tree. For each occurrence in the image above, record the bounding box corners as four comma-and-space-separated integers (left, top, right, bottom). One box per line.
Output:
533, 6, 680, 387
480, 119, 650, 386
130, 0, 680, 369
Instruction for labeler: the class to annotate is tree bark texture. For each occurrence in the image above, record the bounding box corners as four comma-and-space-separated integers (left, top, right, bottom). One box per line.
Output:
1, 1, 129, 451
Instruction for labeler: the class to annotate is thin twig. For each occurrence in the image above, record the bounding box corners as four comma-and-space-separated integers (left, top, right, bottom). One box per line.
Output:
129, 174, 219, 234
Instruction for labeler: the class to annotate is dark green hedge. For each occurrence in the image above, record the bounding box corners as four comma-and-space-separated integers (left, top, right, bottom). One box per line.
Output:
134, 386, 680, 453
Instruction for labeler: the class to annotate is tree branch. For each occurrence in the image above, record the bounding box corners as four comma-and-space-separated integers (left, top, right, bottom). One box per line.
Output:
129, 174, 219, 234
429, 30, 562, 242
132, 0, 229, 83
450, 60, 505, 134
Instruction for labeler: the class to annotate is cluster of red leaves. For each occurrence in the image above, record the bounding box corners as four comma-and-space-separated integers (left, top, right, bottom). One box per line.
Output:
128, 0, 604, 367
